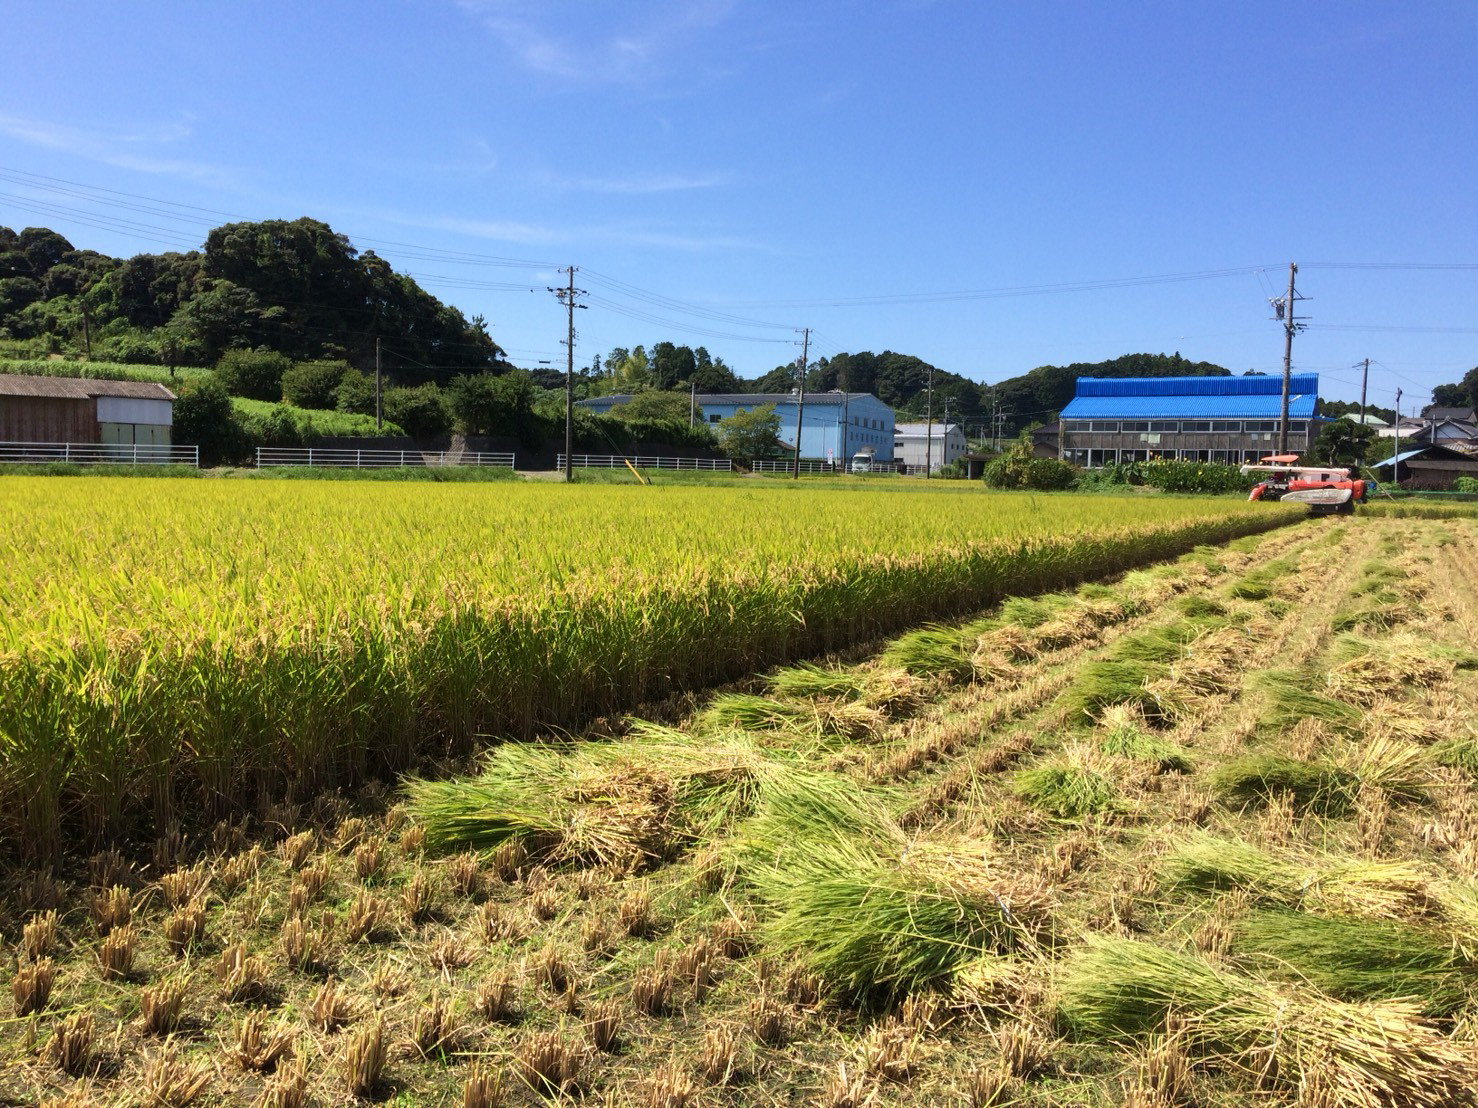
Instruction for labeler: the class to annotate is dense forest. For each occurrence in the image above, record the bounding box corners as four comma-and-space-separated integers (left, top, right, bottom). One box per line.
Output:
0, 220, 505, 375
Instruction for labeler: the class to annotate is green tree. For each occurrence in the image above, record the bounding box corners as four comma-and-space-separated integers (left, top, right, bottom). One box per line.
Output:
335, 368, 377, 416
214, 349, 292, 401
446, 370, 538, 440
383, 384, 451, 439
651, 342, 697, 390
171, 376, 251, 466
1431, 367, 1478, 411
690, 346, 740, 392
1307, 418, 1378, 466
718, 403, 781, 459
609, 389, 698, 424
281, 360, 350, 409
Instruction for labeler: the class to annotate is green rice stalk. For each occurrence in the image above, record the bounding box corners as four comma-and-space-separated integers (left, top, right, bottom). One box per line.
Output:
1209, 755, 1358, 814
1432, 736, 1478, 775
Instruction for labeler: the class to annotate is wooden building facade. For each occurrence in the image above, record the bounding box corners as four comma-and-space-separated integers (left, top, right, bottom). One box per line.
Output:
0, 374, 176, 445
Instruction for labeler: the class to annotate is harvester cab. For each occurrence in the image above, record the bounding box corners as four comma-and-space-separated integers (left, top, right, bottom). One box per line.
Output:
1239, 457, 1368, 516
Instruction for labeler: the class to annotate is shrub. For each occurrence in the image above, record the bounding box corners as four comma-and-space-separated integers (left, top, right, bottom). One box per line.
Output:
172, 376, 252, 466
281, 360, 349, 409
982, 443, 1077, 490
1454, 476, 1478, 494
214, 349, 292, 401
336, 368, 377, 416
383, 384, 452, 439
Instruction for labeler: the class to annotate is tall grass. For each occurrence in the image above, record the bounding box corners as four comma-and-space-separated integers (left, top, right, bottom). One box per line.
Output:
0, 479, 1298, 851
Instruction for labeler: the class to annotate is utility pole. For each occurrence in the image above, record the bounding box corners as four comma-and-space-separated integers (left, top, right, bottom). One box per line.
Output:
1271, 262, 1307, 456
839, 362, 850, 473
689, 378, 696, 428
375, 337, 382, 430
549, 267, 587, 483
81, 305, 92, 360
792, 327, 809, 480
924, 363, 935, 478
1393, 388, 1403, 486
1358, 358, 1369, 427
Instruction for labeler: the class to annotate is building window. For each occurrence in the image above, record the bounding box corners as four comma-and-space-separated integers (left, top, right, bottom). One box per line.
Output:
1121, 421, 1149, 432
1181, 421, 1212, 433
1148, 421, 1180, 433
1087, 421, 1119, 432
708, 414, 722, 423
1210, 421, 1241, 432
1244, 421, 1277, 432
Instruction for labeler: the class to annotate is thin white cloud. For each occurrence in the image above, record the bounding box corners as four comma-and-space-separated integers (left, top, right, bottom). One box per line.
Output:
0, 112, 230, 186
455, 0, 739, 85
363, 204, 766, 253
539, 169, 730, 194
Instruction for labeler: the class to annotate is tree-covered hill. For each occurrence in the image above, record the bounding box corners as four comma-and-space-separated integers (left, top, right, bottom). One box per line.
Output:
0, 220, 506, 376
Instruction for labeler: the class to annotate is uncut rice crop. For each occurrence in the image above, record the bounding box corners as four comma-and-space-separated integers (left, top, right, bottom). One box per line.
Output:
0, 478, 1297, 850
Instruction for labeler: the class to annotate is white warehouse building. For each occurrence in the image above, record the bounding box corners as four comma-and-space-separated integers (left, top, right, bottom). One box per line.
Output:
893, 422, 966, 472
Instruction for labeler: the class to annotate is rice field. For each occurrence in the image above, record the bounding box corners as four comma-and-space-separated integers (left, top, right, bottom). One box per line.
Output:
3, 509, 1475, 1106
0, 478, 1295, 852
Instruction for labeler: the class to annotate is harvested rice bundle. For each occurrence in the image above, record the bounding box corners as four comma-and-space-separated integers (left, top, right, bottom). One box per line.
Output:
1232, 909, 1469, 1015
1160, 830, 1436, 920
973, 624, 1039, 669
765, 663, 868, 702
1210, 755, 1359, 814
1012, 746, 1120, 819
1254, 671, 1365, 736
406, 733, 790, 863
1096, 706, 1192, 774
1056, 936, 1477, 1107
736, 776, 1049, 998
1325, 635, 1460, 707
880, 626, 978, 683
697, 692, 882, 743
1062, 659, 1188, 728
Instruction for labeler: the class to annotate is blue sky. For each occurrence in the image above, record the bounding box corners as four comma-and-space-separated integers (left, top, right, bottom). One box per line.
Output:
1, 1, 1474, 410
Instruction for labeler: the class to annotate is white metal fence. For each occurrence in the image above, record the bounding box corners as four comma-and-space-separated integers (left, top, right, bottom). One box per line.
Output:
256, 447, 516, 469
0, 442, 199, 466
556, 454, 732, 471
749, 459, 837, 475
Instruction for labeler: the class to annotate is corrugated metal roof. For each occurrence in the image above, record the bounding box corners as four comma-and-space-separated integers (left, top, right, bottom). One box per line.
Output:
894, 422, 961, 435
1370, 449, 1430, 468
1060, 374, 1318, 419
0, 374, 176, 401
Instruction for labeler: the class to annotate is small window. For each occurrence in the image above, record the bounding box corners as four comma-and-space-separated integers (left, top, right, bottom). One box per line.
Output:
1244, 421, 1276, 433
708, 414, 722, 423
1120, 421, 1149, 432
1088, 421, 1119, 432
1210, 421, 1241, 432
1148, 421, 1180, 433
1181, 421, 1211, 433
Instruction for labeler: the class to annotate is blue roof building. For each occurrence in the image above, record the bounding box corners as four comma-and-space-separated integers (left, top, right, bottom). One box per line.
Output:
1057, 374, 1320, 467
580, 391, 896, 463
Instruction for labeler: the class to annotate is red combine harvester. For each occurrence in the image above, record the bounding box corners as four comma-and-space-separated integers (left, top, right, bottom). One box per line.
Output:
1240, 455, 1369, 516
